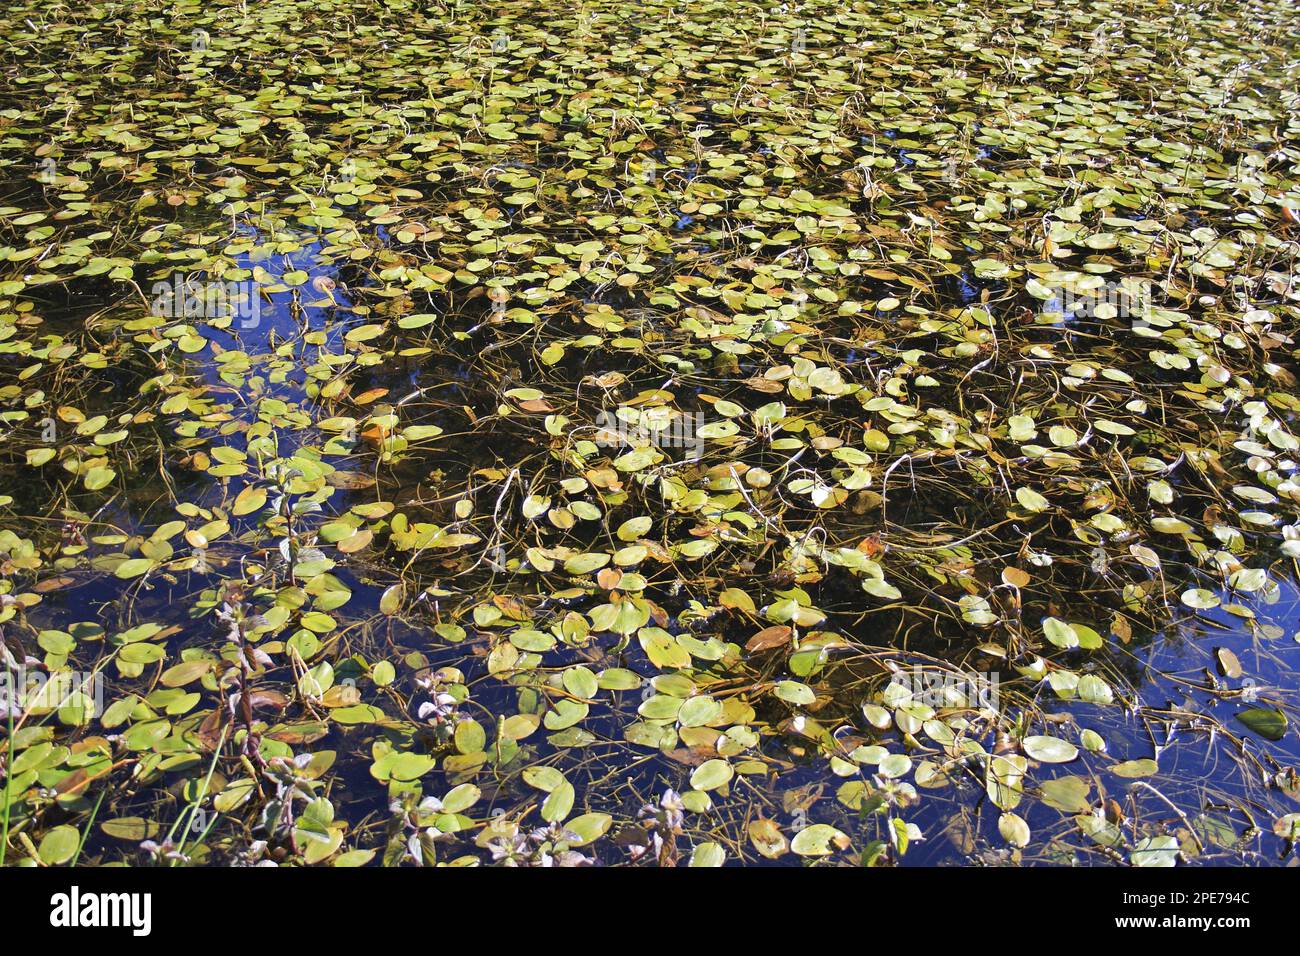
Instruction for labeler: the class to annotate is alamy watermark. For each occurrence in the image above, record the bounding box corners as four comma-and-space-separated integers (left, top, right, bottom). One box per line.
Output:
150, 273, 261, 328
890, 666, 1000, 710
594, 410, 706, 458
1042, 278, 1155, 326
49, 886, 151, 936
1, 667, 105, 719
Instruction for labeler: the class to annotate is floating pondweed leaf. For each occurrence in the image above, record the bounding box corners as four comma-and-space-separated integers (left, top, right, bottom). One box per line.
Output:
690, 760, 733, 791
1112, 759, 1160, 779
37, 826, 79, 865
1237, 708, 1288, 742
1015, 487, 1050, 514
1080, 730, 1107, 754
1040, 776, 1092, 814
1181, 588, 1221, 610
100, 818, 161, 841
878, 753, 912, 779
689, 843, 726, 867
1042, 617, 1079, 650
522, 766, 568, 794
1130, 835, 1180, 868
565, 814, 613, 847
998, 813, 1031, 848
774, 680, 815, 706
1215, 648, 1243, 679
541, 782, 576, 824
986, 755, 1027, 811
790, 824, 851, 858
746, 625, 792, 652
1076, 814, 1124, 849
748, 819, 790, 860
1023, 736, 1079, 764
1077, 676, 1115, 705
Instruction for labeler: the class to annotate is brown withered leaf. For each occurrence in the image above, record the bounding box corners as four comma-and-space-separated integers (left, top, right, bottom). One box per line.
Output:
33, 575, 76, 593
743, 376, 785, 394
322, 684, 361, 708
1001, 566, 1030, 588
197, 709, 226, 751
248, 689, 289, 712
746, 625, 792, 652
327, 471, 377, 490
266, 721, 330, 746
663, 745, 719, 767
857, 534, 884, 557
748, 818, 790, 859
1112, 613, 1133, 644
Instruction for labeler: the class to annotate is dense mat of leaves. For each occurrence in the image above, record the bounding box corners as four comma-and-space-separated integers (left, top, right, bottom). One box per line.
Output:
1, 0, 1298, 866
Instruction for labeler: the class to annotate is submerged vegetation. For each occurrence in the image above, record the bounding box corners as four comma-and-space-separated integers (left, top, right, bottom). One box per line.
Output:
1, 0, 1299, 867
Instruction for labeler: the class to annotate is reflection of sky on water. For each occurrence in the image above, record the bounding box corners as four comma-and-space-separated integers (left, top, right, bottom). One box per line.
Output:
904, 578, 1300, 866
1142, 578, 1300, 764
199, 226, 356, 364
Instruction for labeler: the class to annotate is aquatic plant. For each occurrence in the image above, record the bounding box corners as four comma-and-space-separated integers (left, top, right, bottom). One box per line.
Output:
0, 0, 1297, 867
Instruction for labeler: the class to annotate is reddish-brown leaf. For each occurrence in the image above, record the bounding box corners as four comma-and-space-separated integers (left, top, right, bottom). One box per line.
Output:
746, 625, 793, 652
